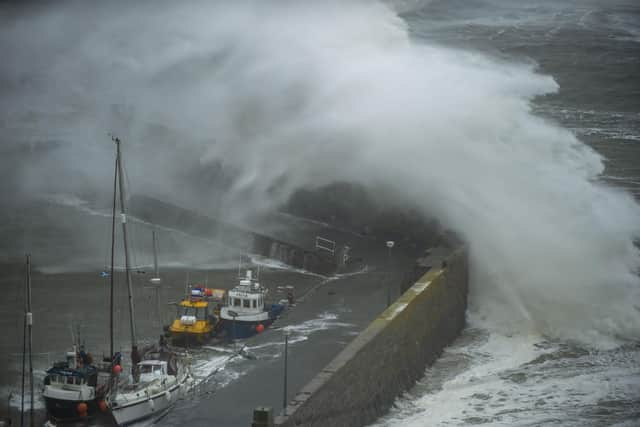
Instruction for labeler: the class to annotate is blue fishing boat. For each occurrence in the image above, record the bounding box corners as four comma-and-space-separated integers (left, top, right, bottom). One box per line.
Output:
43, 348, 116, 422
219, 270, 285, 339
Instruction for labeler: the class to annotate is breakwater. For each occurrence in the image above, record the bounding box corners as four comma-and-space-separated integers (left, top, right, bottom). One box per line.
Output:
129, 195, 339, 274
271, 246, 468, 427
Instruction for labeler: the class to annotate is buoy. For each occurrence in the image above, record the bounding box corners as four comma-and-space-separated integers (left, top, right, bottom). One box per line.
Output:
77, 402, 88, 415
255, 324, 265, 333
113, 364, 122, 375
98, 400, 108, 412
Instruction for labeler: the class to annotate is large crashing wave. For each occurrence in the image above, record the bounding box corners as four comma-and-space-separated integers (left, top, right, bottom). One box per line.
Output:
2, 0, 639, 346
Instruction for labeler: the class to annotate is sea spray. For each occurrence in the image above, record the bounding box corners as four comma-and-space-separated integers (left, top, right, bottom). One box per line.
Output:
2, 0, 639, 346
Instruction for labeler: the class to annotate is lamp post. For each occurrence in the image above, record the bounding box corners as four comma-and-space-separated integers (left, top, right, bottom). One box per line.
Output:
386, 241, 394, 306
283, 330, 290, 416
228, 310, 238, 350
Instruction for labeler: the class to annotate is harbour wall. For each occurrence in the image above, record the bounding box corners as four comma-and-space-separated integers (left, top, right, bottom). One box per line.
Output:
272, 246, 468, 427
129, 195, 339, 274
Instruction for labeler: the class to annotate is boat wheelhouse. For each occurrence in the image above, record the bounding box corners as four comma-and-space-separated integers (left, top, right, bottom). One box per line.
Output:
43, 350, 110, 421
219, 270, 285, 339
168, 286, 224, 345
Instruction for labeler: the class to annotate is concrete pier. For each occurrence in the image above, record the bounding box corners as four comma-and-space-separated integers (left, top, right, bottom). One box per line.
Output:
273, 246, 468, 427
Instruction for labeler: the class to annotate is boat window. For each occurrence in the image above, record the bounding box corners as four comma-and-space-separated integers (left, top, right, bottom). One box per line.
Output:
243, 299, 250, 308
183, 306, 203, 319
67, 376, 74, 384
140, 364, 162, 375
252, 300, 257, 308
234, 298, 241, 307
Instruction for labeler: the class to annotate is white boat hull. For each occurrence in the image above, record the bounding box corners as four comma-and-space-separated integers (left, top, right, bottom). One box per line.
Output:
110, 378, 187, 426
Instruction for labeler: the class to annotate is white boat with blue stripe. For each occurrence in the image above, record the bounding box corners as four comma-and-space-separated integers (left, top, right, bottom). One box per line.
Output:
219, 270, 285, 339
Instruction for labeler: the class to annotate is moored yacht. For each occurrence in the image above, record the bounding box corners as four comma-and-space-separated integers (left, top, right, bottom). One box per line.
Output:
109, 354, 191, 426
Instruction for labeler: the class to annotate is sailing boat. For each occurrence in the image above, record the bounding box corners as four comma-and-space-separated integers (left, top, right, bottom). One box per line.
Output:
106, 136, 192, 426
42, 133, 127, 424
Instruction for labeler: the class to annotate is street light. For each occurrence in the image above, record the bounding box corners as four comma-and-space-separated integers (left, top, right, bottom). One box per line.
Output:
283, 329, 290, 416
228, 310, 238, 350
386, 241, 395, 306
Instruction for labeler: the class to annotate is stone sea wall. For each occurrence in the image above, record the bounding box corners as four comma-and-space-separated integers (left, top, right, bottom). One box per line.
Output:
273, 246, 468, 427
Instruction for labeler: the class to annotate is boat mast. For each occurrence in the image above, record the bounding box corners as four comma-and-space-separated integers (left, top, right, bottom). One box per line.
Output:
20, 287, 25, 427
152, 228, 160, 281
20, 256, 28, 427
109, 145, 118, 361
113, 136, 140, 367
149, 228, 161, 326
23, 254, 34, 427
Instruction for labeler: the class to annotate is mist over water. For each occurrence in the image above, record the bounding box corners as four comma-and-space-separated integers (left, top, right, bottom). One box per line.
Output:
2, 0, 640, 347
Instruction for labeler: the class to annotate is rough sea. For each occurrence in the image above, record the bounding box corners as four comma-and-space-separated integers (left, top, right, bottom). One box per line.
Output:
374, 1, 640, 425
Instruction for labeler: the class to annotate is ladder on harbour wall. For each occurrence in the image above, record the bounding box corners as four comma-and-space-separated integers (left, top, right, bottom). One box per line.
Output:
315, 237, 354, 271
315, 236, 335, 255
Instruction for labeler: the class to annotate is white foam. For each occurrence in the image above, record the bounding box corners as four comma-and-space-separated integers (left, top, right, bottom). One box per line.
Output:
249, 254, 327, 278
374, 325, 640, 426
4, 370, 48, 410
281, 312, 353, 337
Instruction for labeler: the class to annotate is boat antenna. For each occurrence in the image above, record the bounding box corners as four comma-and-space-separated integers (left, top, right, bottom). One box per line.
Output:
113, 136, 140, 371
68, 319, 76, 350
185, 271, 190, 298
109, 142, 118, 361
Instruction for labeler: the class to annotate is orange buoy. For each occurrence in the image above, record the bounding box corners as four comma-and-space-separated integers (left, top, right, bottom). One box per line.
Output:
255, 324, 265, 333
98, 400, 108, 412
77, 402, 88, 415
113, 364, 122, 375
